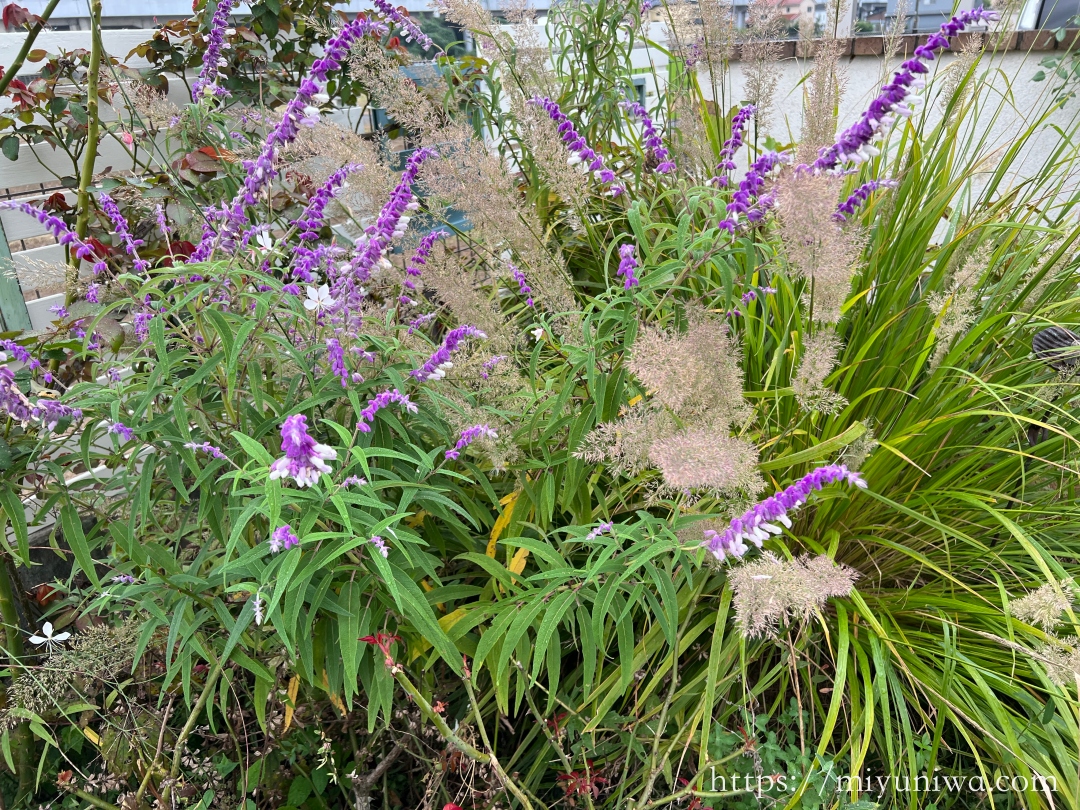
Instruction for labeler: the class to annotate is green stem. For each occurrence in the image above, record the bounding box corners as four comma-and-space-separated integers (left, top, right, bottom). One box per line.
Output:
160, 655, 224, 806
460, 676, 541, 810
0, 548, 34, 802
69, 788, 121, 810
391, 669, 489, 762
0, 0, 62, 97
71, 0, 103, 304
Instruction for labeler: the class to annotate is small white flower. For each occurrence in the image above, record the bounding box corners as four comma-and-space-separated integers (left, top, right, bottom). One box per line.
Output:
531, 327, 545, 342
312, 92, 330, 105
304, 284, 335, 313
29, 621, 71, 652
255, 230, 273, 251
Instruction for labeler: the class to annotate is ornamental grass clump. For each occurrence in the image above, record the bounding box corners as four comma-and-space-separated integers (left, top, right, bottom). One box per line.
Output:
2, 0, 1080, 807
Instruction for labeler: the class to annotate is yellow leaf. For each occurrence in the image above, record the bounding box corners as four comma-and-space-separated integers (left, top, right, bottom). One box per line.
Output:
406, 510, 428, 527
411, 608, 468, 660
83, 728, 100, 746
487, 490, 521, 557
283, 675, 300, 733
508, 547, 530, 582
319, 669, 346, 714
439, 607, 467, 632
628, 394, 643, 407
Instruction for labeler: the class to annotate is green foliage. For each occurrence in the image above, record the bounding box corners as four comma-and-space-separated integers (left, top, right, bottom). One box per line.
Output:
2, 0, 1080, 809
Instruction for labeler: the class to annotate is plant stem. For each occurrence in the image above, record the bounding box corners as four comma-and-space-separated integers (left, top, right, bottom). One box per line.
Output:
0, 0, 61, 97
391, 669, 489, 762
160, 655, 224, 806
0, 548, 34, 802
71, 0, 103, 304
460, 676, 541, 810
70, 788, 121, 810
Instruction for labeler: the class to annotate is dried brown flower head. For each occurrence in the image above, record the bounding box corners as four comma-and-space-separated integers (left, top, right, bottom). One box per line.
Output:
792, 330, 848, 414
648, 430, 763, 495
775, 171, 866, 322
628, 311, 747, 424
1012, 579, 1076, 631
729, 553, 859, 638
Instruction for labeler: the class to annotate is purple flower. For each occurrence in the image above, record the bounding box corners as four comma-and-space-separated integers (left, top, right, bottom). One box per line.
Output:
528, 96, 624, 196
112, 574, 137, 585
445, 424, 497, 460
617, 243, 641, 289
133, 311, 154, 343
721, 150, 787, 231
371, 0, 433, 49
195, 17, 388, 256
0, 366, 32, 424
407, 312, 436, 334
99, 193, 149, 273
184, 441, 227, 460
702, 464, 867, 562
49, 304, 69, 319
0, 201, 106, 275
814, 8, 998, 172
834, 179, 895, 221
269, 524, 300, 553
293, 163, 362, 240
192, 0, 241, 100
32, 400, 83, 431
155, 204, 171, 238
108, 422, 134, 442
508, 263, 533, 306
358, 388, 417, 432
621, 100, 674, 174
327, 338, 348, 387
342, 475, 368, 487
403, 230, 446, 295
338, 149, 433, 308
585, 521, 614, 540
711, 105, 756, 187
86, 283, 102, 304
480, 355, 507, 380
269, 414, 337, 487
411, 325, 487, 381
369, 535, 390, 557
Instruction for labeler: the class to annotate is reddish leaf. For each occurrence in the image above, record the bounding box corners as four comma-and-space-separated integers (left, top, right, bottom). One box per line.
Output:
27, 583, 61, 606
45, 192, 70, 211
85, 237, 111, 258
2, 3, 40, 29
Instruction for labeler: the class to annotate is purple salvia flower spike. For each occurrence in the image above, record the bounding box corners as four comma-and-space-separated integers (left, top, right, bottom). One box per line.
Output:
528, 96, 624, 196
702, 464, 867, 562
371, 0, 434, 49
411, 325, 487, 381
621, 100, 674, 174
99, 193, 150, 273
268, 414, 337, 487
813, 8, 997, 172
293, 163, 362, 240
711, 105, 756, 187
445, 424, 497, 460
192, 0, 241, 100
617, 243, 641, 289
358, 388, 417, 432
834, 179, 895, 221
